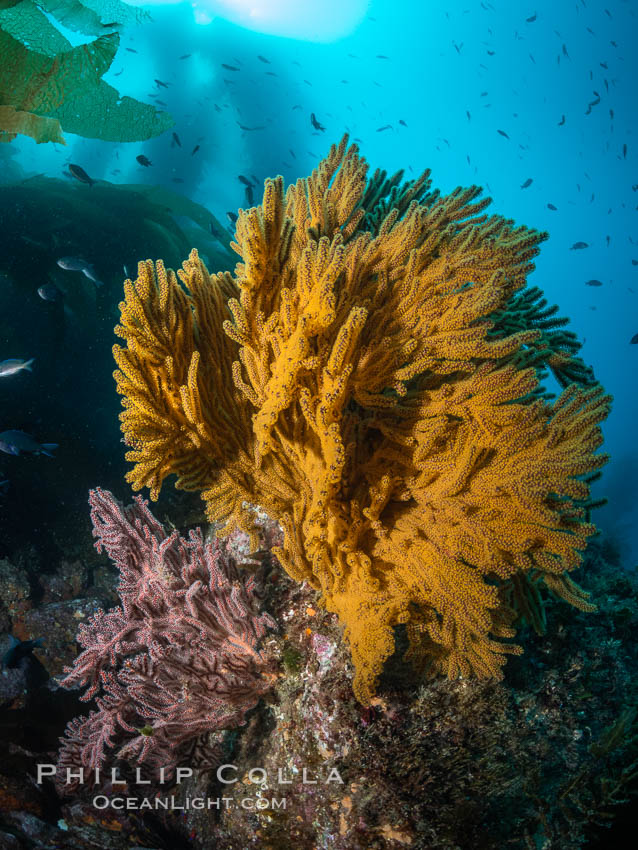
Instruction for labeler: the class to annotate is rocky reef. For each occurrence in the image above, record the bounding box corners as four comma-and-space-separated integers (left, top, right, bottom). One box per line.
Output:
0, 531, 636, 850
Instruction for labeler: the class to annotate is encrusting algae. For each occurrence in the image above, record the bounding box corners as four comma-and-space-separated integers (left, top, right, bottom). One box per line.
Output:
113, 136, 611, 704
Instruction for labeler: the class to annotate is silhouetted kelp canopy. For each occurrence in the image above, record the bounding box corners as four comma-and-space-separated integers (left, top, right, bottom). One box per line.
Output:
0, 174, 230, 556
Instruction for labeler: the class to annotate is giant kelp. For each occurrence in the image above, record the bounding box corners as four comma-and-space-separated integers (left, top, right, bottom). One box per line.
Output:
0, 0, 172, 143
0, 174, 232, 557
113, 137, 611, 703
0, 175, 233, 290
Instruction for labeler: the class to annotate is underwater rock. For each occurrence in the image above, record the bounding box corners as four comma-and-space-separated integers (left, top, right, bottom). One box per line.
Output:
173, 543, 638, 850
21, 598, 104, 679
0, 533, 635, 848
0, 559, 31, 629
39, 561, 90, 605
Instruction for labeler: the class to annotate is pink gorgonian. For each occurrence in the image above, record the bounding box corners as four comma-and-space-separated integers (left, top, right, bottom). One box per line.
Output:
56, 488, 276, 791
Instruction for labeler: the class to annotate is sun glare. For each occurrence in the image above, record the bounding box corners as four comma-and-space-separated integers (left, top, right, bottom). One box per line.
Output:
126, 0, 370, 41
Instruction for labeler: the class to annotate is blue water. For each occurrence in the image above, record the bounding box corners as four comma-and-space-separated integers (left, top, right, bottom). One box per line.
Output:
6, 0, 638, 564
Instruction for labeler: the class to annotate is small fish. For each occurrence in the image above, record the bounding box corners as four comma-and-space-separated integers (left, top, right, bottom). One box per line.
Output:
521, 178, 533, 188
376, 54, 389, 59
585, 279, 603, 287
630, 333, 638, 344
466, 110, 471, 120
2, 636, 44, 669
191, 144, 200, 155
0, 358, 34, 377
154, 79, 170, 88
623, 143, 627, 159
125, 47, 137, 53
310, 113, 325, 131
226, 211, 238, 225
37, 283, 64, 302
558, 115, 566, 126
113, 69, 123, 76
156, 100, 167, 107
289, 148, 296, 159
209, 220, 222, 239
497, 129, 509, 138
0, 431, 57, 457
570, 241, 589, 250
257, 55, 270, 63
266, 71, 278, 77
529, 53, 536, 63
136, 155, 152, 167
377, 124, 392, 132
562, 44, 569, 59
221, 63, 240, 71
526, 13, 537, 23
606, 235, 610, 247
238, 175, 253, 187
399, 119, 407, 127
57, 256, 103, 286
237, 123, 265, 131
245, 185, 254, 206
68, 164, 95, 186
547, 203, 557, 210
172, 131, 182, 148
179, 54, 191, 60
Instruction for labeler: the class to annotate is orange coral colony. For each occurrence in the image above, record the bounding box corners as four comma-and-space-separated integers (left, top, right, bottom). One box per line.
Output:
113, 136, 611, 704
